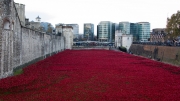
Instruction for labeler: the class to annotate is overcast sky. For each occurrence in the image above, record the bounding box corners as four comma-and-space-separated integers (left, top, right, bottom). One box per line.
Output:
14, 0, 180, 35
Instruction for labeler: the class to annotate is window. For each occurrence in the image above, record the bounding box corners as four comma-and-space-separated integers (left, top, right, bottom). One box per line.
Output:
12, 22, 14, 30
4, 20, 10, 30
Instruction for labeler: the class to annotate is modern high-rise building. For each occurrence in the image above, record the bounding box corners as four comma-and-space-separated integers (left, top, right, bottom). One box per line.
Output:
130, 23, 139, 41
97, 21, 113, 42
119, 22, 130, 34
110, 23, 120, 42
138, 22, 150, 42
97, 25, 99, 40
112, 21, 151, 42
84, 23, 94, 41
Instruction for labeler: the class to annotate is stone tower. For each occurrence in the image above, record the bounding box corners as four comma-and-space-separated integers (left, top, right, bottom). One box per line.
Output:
0, 0, 16, 78
15, 3, 25, 26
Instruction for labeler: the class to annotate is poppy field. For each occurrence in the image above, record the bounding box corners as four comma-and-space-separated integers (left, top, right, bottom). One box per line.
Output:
0, 49, 180, 101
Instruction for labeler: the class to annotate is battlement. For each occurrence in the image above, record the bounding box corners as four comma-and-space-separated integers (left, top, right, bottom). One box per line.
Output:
14, 2, 25, 26
15, 3, 25, 7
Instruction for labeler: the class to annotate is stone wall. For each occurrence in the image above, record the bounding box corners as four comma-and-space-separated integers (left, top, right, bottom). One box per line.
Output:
15, 3, 25, 26
62, 26, 73, 49
129, 44, 180, 66
0, 0, 65, 79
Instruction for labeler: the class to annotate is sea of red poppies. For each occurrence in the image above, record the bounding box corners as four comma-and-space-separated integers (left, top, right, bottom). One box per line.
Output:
0, 49, 180, 101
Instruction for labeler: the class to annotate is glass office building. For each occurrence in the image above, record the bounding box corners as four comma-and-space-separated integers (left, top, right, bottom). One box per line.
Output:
130, 23, 139, 41
84, 23, 94, 41
138, 22, 150, 42
119, 22, 130, 34
97, 25, 99, 40
97, 21, 113, 42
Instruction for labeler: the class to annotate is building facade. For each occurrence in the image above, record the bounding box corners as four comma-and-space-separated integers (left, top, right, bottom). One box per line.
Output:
115, 30, 133, 51
119, 22, 130, 34
115, 30, 122, 47
112, 23, 116, 42
138, 22, 150, 42
84, 23, 94, 41
130, 23, 139, 41
62, 26, 73, 49
97, 21, 113, 42
97, 25, 99, 41
150, 28, 166, 42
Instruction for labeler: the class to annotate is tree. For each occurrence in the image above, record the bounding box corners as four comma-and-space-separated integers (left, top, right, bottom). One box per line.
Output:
166, 10, 180, 40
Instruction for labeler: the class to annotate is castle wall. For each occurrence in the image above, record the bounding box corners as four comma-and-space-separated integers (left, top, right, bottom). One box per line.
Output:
62, 27, 73, 49
15, 3, 25, 26
0, 0, 65, 79
29, 22, 41, 30
129, 44, 180, 66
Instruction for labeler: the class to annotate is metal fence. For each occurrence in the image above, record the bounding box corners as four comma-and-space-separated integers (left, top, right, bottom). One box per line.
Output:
133, 42, 180, 47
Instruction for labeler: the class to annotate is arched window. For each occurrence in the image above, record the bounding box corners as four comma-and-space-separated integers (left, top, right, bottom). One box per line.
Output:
4, 20, 10, 30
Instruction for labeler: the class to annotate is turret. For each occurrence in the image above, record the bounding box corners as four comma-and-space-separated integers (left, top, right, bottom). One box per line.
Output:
15, 3, 25, 26
36, 16, 41, 22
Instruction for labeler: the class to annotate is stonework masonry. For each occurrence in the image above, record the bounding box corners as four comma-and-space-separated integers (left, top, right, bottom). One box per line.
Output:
129, 44, 180, 66
56, 25, 73, 49
0, 0, 65, 79
15, 3, 25, 26
62, 26, 73, 49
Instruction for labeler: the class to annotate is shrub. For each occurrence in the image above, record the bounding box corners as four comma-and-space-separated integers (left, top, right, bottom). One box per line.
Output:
13, 68, 23, 76
118, 46, 127, 52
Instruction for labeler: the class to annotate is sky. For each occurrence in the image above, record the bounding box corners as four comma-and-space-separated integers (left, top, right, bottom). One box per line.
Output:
14, 0, 180, 35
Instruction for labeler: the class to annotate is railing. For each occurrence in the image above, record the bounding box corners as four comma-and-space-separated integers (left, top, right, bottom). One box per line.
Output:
133, 42, 180, 47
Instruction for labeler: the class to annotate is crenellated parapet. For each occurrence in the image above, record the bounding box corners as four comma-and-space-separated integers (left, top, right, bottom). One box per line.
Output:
14, 3, 25, 26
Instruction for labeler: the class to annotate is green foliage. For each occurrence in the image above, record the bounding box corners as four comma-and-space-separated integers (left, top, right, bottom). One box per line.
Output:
118, 46, 127, 52
14, 68, 23, 76
3, 91, 10, 95
166, 10, 180, 40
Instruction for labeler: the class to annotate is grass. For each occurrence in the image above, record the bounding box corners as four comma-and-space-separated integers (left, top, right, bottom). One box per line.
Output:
13, 68, 23, 76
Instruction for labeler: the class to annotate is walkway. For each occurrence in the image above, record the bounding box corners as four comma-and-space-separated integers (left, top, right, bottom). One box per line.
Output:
0, 49, 180, 100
